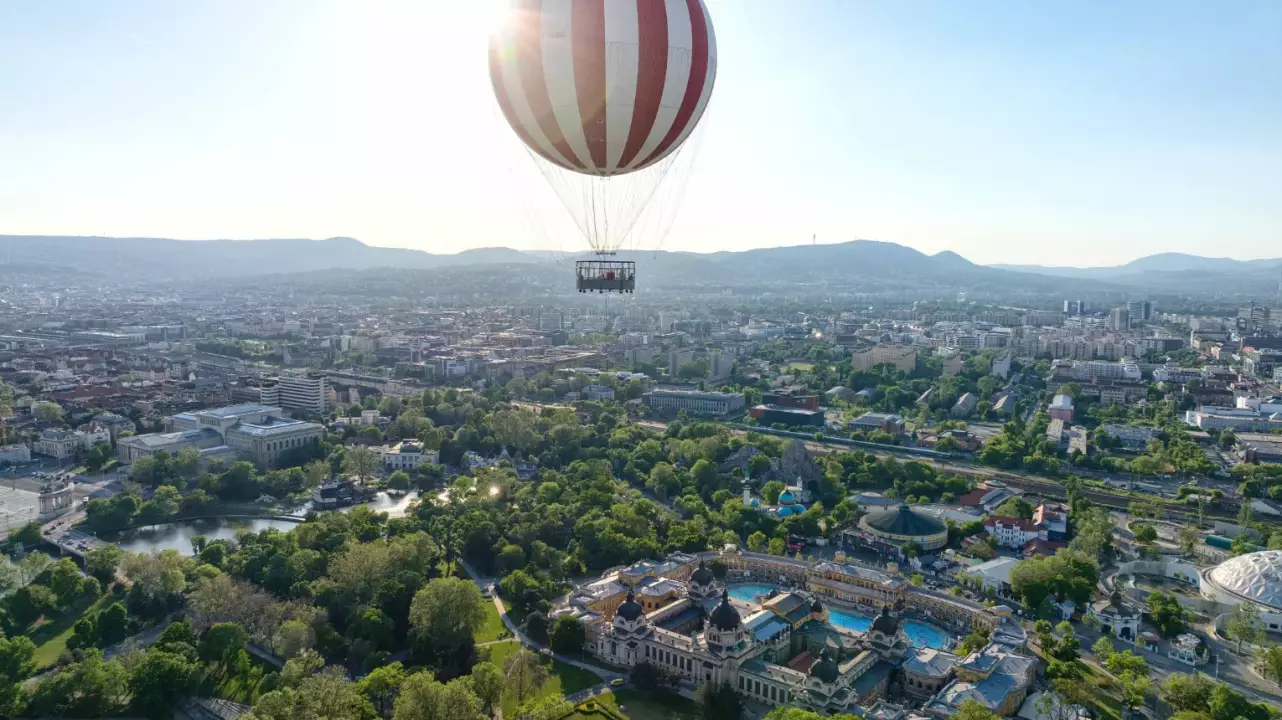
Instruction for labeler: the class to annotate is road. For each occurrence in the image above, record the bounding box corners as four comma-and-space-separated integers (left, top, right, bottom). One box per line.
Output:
637, 413, 1247, 525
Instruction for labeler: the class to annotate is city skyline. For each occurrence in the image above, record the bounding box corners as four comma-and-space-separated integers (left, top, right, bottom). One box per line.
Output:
2, 0, 1280, 265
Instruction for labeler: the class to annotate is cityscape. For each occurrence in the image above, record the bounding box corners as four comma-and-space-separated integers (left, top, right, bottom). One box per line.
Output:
1, 2, 1281, 720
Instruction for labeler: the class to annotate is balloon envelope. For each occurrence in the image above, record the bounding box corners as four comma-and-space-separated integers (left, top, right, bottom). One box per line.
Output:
489, 0, 718, 178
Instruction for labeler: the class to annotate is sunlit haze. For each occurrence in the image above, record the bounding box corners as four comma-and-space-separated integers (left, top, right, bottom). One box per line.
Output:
2, 0, 1280, 265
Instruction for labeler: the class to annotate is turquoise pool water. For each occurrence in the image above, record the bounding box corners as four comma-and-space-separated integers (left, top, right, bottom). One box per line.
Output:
728, 584, 951, 650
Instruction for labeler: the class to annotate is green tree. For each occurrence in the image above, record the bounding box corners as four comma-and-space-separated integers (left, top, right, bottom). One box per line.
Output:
0, 635, 36, 715
360, 661, 407, 719
1160, 673, 1215, 713
129, 649, 199, 719
1256, 646, 1282, 686
8, 583, 56, 629
409, 578, 486, 673
993, 496, 1033, 520
762, 480, 785, 504
695, 682, 742, 720
387, 470, 411, 491
200, 622, 249, 674
98, 601, 130, 644
392, 671, 483, 720
1146, 591, 1188, 637
548, 615, 586, 656
959, 629, 991, 655
767, 537, 786, 556
10, 521, 41, 546
24, 649, 130, 718
48, 557, 85, 606
1179, 526, 1199, 554
503, 649, 548, 705
1227, 601, 1264, 655
1132, 524, 1158, 543
343, 444, 381, 483
246, 669, 375, 720
280, 649, 325, 687
1091, 636, 1114, 658
1117, 671, 1153, 716
33, 401, 64, 422
273, 619, 315, 660
120, 549, 189, 612
747, 531, 767, 552
955, 699, 1002, 720
1009, 550, 1099, 611
1207, 682, 1270, 720
468, 662, 504, 718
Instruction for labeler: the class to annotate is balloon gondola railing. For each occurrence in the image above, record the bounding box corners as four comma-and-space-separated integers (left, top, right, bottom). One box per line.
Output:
576, 260, 635, 294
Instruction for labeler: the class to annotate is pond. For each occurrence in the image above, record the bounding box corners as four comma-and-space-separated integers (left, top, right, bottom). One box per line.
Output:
286, 491, 422, 518
104, 516, 301, 556
728, 583, 952, 650
109, 491, 424, 556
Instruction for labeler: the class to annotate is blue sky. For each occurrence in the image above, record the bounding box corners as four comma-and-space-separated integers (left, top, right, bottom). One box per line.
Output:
1, 0, 1279, 265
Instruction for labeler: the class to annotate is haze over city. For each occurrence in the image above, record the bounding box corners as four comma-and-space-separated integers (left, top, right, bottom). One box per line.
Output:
2, 0, 1280, 265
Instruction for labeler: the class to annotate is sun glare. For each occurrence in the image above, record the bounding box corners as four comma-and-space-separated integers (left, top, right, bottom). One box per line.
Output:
479, 0, 511, 36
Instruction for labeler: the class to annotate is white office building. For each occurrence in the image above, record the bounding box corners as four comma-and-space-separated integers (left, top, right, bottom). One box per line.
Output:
643, 389, 745, 417
270, 376, 327, 414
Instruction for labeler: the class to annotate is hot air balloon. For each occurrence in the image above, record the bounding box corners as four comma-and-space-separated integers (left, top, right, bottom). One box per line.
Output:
489, 0, 718, 293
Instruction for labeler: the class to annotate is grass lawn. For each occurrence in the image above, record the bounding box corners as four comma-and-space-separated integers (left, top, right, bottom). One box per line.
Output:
607, 690, 700, 720
487, 640, 602, 717
784, 362, 813, 372
1079, 663, 1124, 720
476, 601, 507, 643
500, 595, 529, 629
1029, 644, 1122, 720
31, 593, 118, 669
204, 657, 272, 704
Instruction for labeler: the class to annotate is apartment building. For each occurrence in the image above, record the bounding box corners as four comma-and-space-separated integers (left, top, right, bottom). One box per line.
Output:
261, 376, 327, 414
851, 345, 918, 373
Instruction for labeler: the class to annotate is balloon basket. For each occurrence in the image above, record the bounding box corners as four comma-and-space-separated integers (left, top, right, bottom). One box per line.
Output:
576, 260, 635, 293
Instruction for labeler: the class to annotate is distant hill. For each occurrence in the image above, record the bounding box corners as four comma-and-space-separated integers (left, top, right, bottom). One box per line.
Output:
992, 252, 1282, 293
0, 235, 543, 281
0, 234, 1119, 293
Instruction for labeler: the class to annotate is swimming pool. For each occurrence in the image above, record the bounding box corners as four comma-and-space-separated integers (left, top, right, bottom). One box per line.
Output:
728, 584, 951, 650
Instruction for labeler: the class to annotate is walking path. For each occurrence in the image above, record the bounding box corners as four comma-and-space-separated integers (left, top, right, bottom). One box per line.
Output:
458, 558, 624, 686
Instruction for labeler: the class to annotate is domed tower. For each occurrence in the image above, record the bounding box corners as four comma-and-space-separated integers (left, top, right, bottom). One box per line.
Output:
809, 596, 828, 622
613, 590, 648, 634
865, 604, 909, 659
688, 560, 721, 600
608, 590, 651, 665
810, 647, 840, 686
705, 589, 748, 653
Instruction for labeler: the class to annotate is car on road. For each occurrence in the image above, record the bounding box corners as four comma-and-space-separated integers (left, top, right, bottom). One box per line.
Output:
610, 678, 624, 687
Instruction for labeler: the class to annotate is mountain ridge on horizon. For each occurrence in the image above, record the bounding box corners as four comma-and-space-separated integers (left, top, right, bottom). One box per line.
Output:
0, 234, 1278, 294
7, 233, 1277, 268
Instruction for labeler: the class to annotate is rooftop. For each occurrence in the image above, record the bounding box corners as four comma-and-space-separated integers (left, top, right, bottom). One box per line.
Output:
198, 403, 277, 418
231, 417, 318, 437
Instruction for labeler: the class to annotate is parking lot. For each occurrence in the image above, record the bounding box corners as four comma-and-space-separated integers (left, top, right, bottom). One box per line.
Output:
0, 485, 42, 535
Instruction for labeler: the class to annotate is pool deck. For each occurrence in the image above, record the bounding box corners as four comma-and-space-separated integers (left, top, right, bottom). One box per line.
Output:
727, 582, 955, 651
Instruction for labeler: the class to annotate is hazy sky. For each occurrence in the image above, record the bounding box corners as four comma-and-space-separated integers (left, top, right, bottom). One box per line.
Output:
2, 0, 1280, 266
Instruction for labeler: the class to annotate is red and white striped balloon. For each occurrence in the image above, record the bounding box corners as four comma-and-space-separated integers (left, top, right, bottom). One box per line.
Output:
489, 0, 718, 178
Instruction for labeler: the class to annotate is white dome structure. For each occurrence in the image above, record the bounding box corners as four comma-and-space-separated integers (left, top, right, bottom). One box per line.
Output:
1204, 551, 1282, 611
